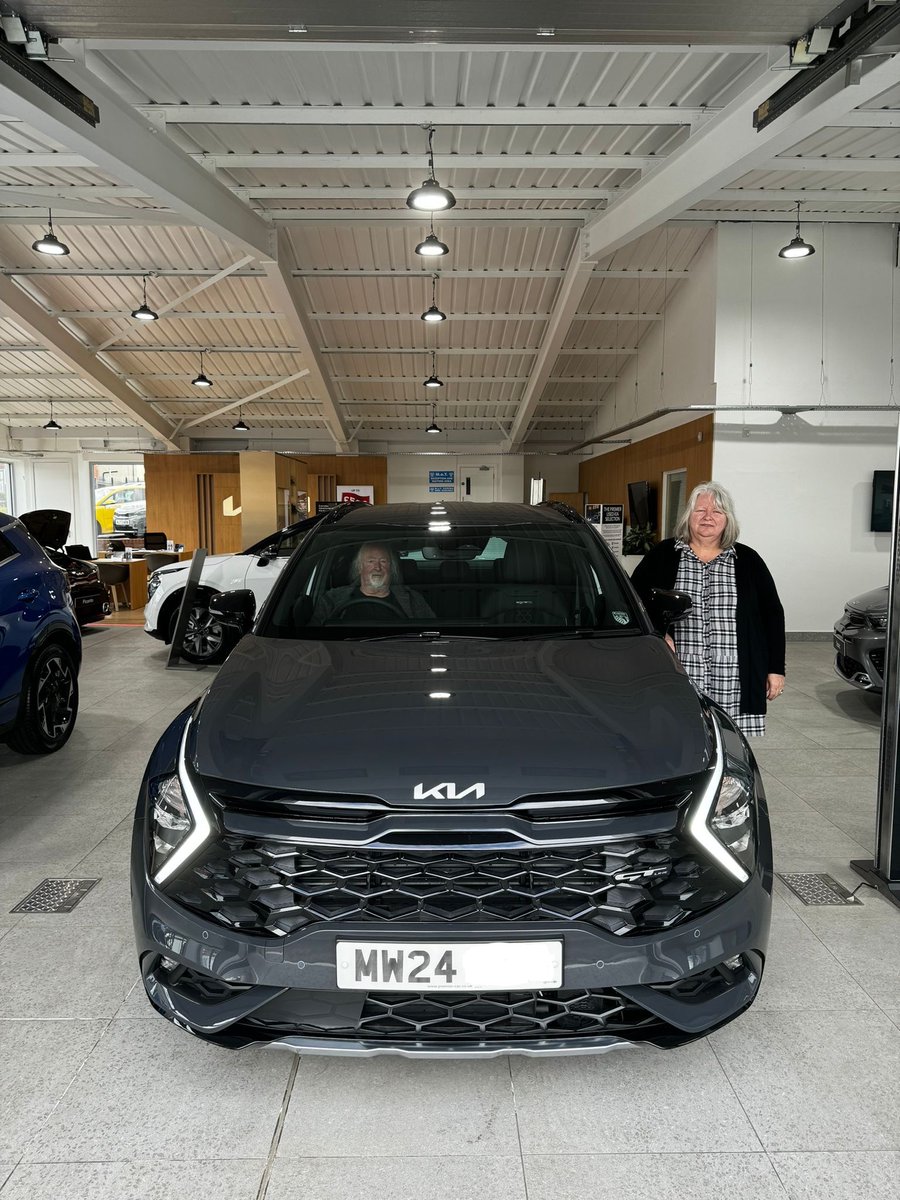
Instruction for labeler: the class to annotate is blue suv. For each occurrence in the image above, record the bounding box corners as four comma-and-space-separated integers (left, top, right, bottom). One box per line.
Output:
0, 511, 81, 754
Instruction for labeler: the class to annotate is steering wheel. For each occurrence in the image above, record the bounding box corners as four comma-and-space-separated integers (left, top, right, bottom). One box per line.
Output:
330, 595, 407, 622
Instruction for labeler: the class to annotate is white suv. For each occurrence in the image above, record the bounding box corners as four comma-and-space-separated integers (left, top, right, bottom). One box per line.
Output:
144, 518, 320, 664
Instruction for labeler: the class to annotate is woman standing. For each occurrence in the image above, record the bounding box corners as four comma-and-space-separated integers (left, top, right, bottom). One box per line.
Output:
631, 481, 785, 737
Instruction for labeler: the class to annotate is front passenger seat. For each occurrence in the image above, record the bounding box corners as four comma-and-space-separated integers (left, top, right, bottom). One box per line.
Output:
481, 541, 569, 626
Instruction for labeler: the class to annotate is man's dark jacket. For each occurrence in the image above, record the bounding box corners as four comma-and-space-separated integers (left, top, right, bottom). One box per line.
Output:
630, 539, 786, 715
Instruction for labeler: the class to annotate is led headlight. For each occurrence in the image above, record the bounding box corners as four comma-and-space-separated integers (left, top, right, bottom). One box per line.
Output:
687, 716, 756, 884
150, 720, 211, 885
147, 570, 163, 600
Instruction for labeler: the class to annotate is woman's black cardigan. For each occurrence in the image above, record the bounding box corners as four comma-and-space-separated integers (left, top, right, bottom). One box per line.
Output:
630, 539, 786, 716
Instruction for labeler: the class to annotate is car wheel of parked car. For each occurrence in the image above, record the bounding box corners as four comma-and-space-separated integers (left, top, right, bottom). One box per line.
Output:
8, 643, 79, 754
170, 599, 228, 665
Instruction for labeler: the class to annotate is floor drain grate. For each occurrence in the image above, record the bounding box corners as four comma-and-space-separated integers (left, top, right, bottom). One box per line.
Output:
777, 872, 862, 906
10, 878, 100, 914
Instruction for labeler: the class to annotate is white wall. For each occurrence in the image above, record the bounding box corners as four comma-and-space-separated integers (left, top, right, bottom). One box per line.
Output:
387, 455, 524, 503
523, 454, 580, 500
583, 229, 718, 450
713, 222, 899, 631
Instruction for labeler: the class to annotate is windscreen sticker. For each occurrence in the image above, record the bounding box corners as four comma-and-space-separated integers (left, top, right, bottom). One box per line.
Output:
612, 611, 630, 625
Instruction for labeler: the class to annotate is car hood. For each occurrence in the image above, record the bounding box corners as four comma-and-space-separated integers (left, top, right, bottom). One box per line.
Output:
190, 634, 712, 806
18, 508, 71, 549
847, 585, 888, 615
114, 500, 145, 514
152, 552, 233, 577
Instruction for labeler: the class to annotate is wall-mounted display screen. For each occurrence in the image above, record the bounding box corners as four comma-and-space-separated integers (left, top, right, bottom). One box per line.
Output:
871, 470, 895, 533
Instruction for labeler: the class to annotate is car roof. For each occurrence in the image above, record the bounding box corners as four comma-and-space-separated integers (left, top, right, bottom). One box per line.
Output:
333, 502, 579, 528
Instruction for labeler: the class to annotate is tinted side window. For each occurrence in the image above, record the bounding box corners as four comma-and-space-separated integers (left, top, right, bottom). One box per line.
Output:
0, 530, 17, 565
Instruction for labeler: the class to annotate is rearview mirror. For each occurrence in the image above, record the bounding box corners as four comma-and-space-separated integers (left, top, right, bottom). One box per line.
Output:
208, 589, 256, 635
645, 588, 692, 633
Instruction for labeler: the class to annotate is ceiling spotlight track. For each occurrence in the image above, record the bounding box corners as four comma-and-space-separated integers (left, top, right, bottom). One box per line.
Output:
421, 273, 447, 323
192, 347, 212, 388
131, 273, 159, 321
779, 200, 815, 259
424, 349, 443, 389
406, 125, 456, 212
415, 215, 449, 258
32, 209, 69, 257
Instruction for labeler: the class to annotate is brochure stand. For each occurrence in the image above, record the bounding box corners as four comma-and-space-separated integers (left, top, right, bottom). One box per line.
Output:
165, 549, 208, 671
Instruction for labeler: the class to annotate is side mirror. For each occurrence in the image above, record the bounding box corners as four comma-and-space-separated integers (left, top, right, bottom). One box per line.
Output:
208, 589, 256, 635
646, 587, 692, 633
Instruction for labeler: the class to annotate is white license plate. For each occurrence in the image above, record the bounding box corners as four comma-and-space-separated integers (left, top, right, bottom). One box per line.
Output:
335, 940, 563, 991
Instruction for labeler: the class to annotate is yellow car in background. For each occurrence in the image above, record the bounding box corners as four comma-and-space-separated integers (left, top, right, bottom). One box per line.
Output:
95, 484, 145, 535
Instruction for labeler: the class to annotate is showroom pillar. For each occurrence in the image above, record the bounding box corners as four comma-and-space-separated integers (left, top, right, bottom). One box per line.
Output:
853, 430, 900, 908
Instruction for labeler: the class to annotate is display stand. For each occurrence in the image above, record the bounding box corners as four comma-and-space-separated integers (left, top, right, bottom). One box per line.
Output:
851, 436, 900, 909
165, 549, 208, 671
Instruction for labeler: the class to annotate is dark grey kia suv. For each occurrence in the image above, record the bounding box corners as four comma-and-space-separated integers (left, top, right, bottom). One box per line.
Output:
131, 501, 772, 1056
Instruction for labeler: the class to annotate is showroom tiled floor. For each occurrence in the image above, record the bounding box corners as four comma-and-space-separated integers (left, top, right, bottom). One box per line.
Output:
0, 630, 898, 1199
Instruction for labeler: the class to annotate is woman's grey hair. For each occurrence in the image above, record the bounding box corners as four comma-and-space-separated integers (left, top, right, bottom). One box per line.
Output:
674, 481, 740, 549
351, 542, 400, 584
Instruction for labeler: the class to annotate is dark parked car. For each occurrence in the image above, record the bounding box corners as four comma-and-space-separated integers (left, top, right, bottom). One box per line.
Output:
19, 510, 110, 627
0, 511, 81, 754
834, 585, 887, 693
132, 501, 772, 1056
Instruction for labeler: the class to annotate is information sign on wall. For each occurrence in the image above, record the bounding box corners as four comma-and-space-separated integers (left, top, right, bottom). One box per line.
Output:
340, 485, 374, 504
585, 502, 624, 555
429, 469, 455, 494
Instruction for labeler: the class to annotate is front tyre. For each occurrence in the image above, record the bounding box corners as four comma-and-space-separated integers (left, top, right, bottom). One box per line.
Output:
7, 644, 79, 754
170, 599, 228, 665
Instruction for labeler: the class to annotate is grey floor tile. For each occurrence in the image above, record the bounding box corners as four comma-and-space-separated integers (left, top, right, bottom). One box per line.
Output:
71, 816, 135, 875
523, 1153, 789, 1200
768, 808, 869, 863
0, 924, 136, 1018
267, 1155, 527, 1200
785, 906, 900, 1007
113, 978, 155, 1018
24, 1020, 292, 1162
756, 910, 876, 1012
709, 1010, 900, 1151
774, 774, 877, 809
510, 1043, 761, 1154
0, 796, 132, 866
0, 1163, 14, 1190
0, 1020, 107, 1159
769, 1151, 900, 1199
751, 749, 863, 781
277, 1058, 520, 1158
0, 1160, 266, 1200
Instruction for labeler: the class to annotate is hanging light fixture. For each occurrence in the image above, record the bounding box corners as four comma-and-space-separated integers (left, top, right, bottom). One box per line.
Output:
423, 349, 443, 389
43, 399, 61, 431
421, 274, 447, 323
426, 402, 442, 434
415, 215, 449, 258
131, 274, 159, 321
778, 201, 816, 259
406, 125, 456, 212
32, 209, 70, 257
232, 409, 249, 432
191, 348, 212, 388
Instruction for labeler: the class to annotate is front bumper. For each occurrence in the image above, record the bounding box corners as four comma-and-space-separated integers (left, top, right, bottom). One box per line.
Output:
833, 618, 885, 692
132, 851, 770, 1056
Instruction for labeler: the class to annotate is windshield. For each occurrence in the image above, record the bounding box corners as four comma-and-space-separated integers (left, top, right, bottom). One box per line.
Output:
261, 518, 641, 639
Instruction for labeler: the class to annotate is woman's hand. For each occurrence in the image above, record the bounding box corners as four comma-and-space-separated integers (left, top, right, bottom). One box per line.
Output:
664, 633, 676, 653
766, 673, 785, 700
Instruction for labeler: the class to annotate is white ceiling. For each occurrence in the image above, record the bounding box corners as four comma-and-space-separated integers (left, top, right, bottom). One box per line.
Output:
0, 14, 899, 455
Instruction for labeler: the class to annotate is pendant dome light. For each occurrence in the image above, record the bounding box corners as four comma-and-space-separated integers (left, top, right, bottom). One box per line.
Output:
421, 274, 446, 323
406, 125, 456, 212
423, 349, 443, 389
232, 409, 249, 432
415, 215, 449, 258
43, 399, 60, 431
32, 209, 69, 257
131, 274, 159, 321
191, 348, 212, 388
426, 401, 442, 434
778, 201, 816, 259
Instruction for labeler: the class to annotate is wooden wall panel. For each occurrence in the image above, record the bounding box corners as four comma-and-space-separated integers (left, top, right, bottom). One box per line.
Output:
297, 455, 388, 506
578, 417, 713, 527
144, 453, 239, 550
213, 473, 244, 554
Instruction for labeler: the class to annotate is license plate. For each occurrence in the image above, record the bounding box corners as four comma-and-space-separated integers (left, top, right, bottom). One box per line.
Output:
335, 940, 563, 991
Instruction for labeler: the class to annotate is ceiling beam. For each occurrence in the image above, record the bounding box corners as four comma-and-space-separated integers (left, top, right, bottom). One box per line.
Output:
60, 310, 282, 321
142, 105, 707, 127
262, 210, 587, 223
179, 368, 312, 430
0, 56, 272, 258
259, 226, 352, 451
760, 157, 900, 173
241, 187, 611, 200
0, 190, 178, 222
1, 267, 265, 278
0, 275, 179, 449
678, 209, 900, 222
293, 268, 688, 278
197, 153, 655, 171
310, 312, 661, 322
716, 188, 900, 201
507, 234, 596, 451
79, 40, 771, 55
830, 111, 900, 127
584, 53, 900, 261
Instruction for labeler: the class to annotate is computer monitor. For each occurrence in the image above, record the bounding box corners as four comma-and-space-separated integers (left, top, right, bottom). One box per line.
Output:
871, 470, 895, 533
627, 481, 657, 528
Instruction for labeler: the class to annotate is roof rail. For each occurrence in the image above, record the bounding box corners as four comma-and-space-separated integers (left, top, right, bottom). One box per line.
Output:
539, 500, 583, 523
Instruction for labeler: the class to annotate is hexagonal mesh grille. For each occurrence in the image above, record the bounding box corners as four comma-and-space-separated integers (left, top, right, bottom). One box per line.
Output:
168, 835, 737, 938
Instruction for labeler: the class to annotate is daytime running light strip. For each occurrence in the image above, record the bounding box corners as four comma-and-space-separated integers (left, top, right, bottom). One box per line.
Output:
153, 718, 213, 885
686, 716, 750, 884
